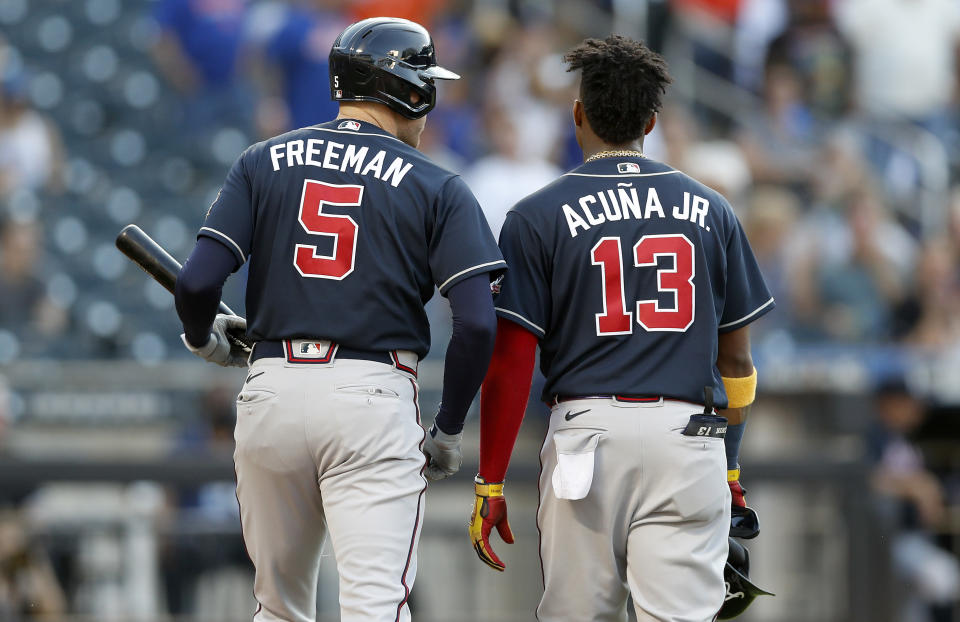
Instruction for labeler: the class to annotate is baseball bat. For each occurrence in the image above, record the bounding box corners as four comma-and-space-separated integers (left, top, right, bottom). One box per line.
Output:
115, 224, 252, 351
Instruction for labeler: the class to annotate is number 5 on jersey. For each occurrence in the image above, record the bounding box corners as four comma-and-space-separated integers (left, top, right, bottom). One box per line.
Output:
591, 233, 695, 335
294, 180, 363, 279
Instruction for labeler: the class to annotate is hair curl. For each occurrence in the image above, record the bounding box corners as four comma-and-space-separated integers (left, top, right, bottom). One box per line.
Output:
564, 35, 672, 145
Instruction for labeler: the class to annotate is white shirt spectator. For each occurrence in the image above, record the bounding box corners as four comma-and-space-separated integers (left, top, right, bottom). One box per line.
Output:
836, 0, 960, 119
0, 110, 54, 193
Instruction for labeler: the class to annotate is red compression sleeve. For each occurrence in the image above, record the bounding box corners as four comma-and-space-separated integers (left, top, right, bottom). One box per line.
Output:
478, 317, 539, 483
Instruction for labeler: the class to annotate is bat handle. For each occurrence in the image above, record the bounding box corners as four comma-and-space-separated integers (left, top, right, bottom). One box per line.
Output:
217, 301, 253, 352
226, 330, 253, 353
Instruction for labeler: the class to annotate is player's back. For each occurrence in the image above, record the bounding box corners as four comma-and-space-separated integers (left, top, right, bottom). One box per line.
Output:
495, 155, 773, 407
201, 118, 502, 358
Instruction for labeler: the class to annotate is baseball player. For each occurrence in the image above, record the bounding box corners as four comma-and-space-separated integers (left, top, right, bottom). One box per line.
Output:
469, 36, 774, 621
173, 18, 505, 622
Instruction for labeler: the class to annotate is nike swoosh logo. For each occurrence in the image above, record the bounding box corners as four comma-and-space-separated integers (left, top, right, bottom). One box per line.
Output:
245, 371, 264, 384
564, 409, 590, 421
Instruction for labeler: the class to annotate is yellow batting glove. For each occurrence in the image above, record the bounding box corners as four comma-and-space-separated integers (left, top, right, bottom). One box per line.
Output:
469, 475, 514, 571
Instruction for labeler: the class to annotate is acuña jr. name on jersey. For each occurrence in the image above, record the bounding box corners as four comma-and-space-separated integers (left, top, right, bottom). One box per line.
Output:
562, 183, 712, 238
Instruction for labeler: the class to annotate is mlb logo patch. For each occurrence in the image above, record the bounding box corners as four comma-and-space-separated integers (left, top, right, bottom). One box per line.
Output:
618, 162, 641, 174
338, 120, 360, 131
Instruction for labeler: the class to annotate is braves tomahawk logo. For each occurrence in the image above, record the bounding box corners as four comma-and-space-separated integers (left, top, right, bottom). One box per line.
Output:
724, 581, 745, 601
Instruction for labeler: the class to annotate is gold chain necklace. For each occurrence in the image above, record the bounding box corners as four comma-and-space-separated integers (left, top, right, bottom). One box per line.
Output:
586, 149, 645, 163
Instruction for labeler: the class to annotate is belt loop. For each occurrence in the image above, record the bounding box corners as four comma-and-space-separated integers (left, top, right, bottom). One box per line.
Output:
390, 350, 418, 379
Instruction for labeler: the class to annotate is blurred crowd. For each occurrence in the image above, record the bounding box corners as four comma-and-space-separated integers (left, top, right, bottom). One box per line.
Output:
0, 0, 959, 369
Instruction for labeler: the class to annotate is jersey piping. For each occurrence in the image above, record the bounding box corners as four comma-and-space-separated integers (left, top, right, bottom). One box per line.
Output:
495, 307, 545, 336
718, 297, 776, 329
438, 260, 507, 293
307, 126, 404, 144
200, 226, 247, 263
562, 170, 681, 178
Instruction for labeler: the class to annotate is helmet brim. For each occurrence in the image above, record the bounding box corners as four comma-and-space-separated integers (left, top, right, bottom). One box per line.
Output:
419, 65, 460, 81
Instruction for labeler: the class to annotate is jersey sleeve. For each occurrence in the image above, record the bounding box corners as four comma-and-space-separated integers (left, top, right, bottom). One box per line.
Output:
198, 149, 254, 270
719, 215, 775, 332
492, 211, 550, 338
429, 176, 506, 295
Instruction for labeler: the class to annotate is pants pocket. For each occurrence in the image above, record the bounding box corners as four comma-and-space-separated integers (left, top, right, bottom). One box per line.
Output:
334, 383, 400, 399
551, 427, 605, 500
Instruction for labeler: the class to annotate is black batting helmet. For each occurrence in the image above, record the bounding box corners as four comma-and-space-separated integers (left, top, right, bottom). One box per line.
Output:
718, 538, 774, 619
329, 17, 460, 119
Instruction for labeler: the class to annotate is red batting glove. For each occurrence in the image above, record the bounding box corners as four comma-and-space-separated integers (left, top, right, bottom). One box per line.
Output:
469, 475, 514, 571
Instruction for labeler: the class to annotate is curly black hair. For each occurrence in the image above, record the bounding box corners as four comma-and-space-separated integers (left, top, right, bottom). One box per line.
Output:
564, 35, 672, 145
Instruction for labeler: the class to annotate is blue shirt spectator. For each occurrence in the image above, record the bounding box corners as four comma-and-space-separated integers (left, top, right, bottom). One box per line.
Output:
154, 0, 248, 88
265, 6, 345, 129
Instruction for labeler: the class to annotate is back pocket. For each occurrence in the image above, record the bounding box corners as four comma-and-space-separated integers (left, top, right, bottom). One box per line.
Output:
551, 427, 605, 500
334, 384, 400, 399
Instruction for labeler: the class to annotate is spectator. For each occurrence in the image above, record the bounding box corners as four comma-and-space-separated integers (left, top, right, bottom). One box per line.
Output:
835, 0, 960, 128
741, 186, 799, 336
0, 219, 67, 348
254, 1, 347, 135
737, 61, 819, 195
868, 380, 960, 622
463, 108, 561, 238
0, 510, 67, 620
815, 189, 913, 341
0, 65, 62, 198
893, 238, 960, 350
151, 0, 253, 130
764, 0, 852, 119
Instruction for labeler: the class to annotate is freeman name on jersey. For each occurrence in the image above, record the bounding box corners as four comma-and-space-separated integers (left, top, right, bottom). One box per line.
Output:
562, 183, 712, 238
269, 138, 413, 188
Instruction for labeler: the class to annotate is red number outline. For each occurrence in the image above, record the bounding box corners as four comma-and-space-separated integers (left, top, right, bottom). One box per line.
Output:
293, 180, 364, 280
590, 237, 633, 336
633, 233, 696, 332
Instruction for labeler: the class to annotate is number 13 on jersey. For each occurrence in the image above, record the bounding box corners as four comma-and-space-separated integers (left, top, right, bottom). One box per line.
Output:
590, 233, 695, 335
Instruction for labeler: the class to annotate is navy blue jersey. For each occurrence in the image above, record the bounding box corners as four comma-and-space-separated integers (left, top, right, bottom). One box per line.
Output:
199, 119, 505, 357
493, 156, 773, 407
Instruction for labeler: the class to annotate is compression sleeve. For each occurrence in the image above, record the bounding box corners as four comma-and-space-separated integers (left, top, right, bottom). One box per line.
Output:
174, 236, 238, 347
478, 317, 538, 483
434, 274, 498, 435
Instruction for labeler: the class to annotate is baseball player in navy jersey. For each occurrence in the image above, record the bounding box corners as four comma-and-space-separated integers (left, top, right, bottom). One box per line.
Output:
469, 36, 774, 621
173, 18, 505, 622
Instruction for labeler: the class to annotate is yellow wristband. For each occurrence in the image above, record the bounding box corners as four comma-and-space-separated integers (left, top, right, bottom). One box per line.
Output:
721, 368, 757, 409
727, 469, 741, 482
474, 475, 504, 497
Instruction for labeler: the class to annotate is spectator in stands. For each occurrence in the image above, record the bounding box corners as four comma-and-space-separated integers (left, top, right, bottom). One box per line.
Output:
835, 0, 960, 129
463, 107, 560, 238
150, 0, 252, 130
763, 0, 851, 119
741, 186, 799, 336
893, 238, 960, 350
0, 62, 62, 197
0, 219, 67, 346
253, 1, 347, 135
737, 60, 819, 196
0, 510, 67, 619
868, 379, 960, 622
815, 189, 912, 342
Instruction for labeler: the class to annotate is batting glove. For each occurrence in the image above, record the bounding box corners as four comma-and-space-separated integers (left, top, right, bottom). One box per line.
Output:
729, 470, 760, 539
422, 422, 462, 481
181, 314, 248, 367
469, 475, 514, 571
